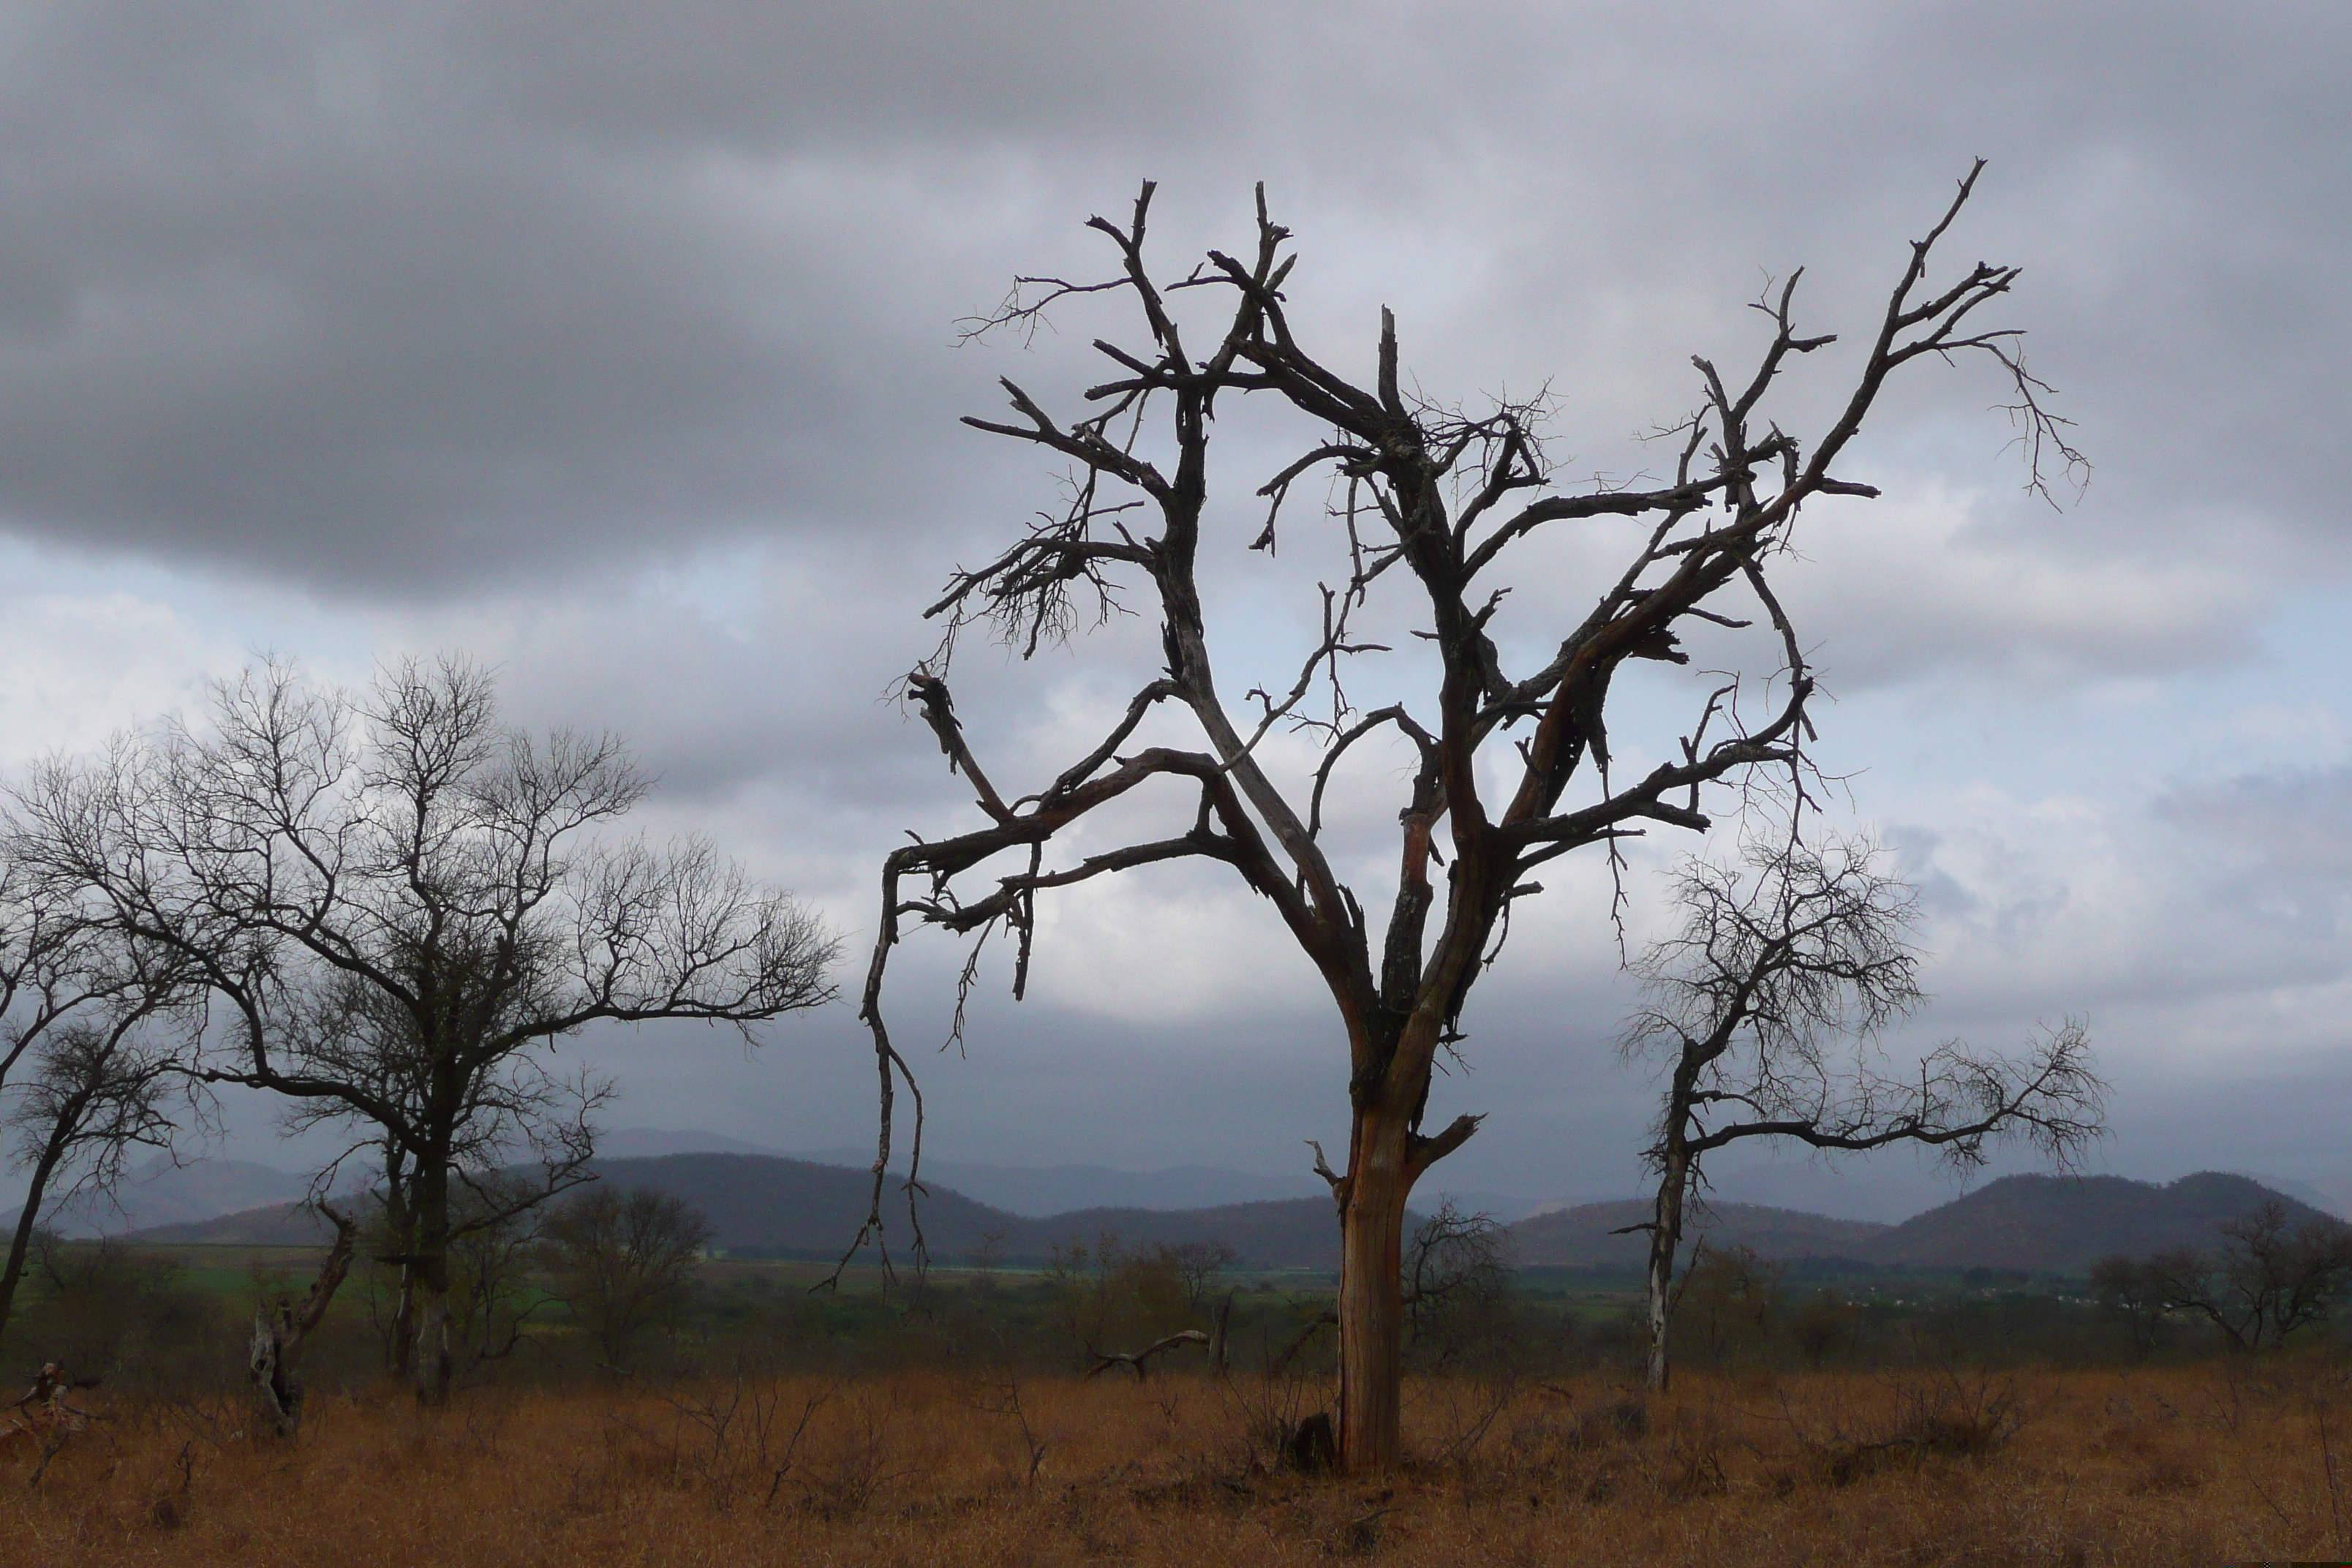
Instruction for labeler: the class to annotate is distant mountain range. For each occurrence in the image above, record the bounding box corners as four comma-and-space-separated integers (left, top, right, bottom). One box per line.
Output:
75, 1126, 2337, 1236
113, 1156, 2342, 1278
1518, 1172, 2344, 1275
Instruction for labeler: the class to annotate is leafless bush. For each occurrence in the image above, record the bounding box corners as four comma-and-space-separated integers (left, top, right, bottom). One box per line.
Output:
800, 1388, 905, 1518
1215, 1324, 1327, 1476
1787, 1365, 2024, 1486
962, 1343, 1050, 1489
1572, 1395, 1651, 1450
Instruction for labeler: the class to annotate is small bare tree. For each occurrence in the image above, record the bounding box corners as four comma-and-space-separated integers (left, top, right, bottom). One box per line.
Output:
858, 166, 2078, 1469
1618, 832, 2104, 1390
248, 1201, 356, 1435
2088, 1253, 2172, 1360
0, 897, 195, 1356
1, 1006, 192, 1354
1153, 1238, 1237, 1313
1401, 1199, 1514, 1369
544, 1185, 713, 1368
2138, 1201, 2352, 1352
11, 657, 837, 1403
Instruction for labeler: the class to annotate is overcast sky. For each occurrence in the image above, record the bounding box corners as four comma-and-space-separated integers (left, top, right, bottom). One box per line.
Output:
2, 1, 2347, 1217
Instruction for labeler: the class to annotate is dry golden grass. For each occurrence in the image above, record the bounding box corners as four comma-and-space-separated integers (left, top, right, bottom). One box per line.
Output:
4, 1360, 2350, 1565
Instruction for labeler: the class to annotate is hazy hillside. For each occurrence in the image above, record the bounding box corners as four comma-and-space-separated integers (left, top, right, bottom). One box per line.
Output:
1869, 1172, 2337, 1273
788, 1148, 1330, 1216
1009, 1199, 1354, 1270
5, 1155, 311, 1239
127, 1201, 336, 1246
1511, 1199, 1888, 1269
598, 1155, 1356, 1267
584, 1153, 1014, 1261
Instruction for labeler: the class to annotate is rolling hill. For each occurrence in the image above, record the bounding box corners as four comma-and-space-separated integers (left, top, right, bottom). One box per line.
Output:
118, 1160, 2338, 1279
595, 1154, 1357, 1268
1866, 1172, 2340, 1273
1512, 1199, 1888, 1269
4, 1155, 310, 1239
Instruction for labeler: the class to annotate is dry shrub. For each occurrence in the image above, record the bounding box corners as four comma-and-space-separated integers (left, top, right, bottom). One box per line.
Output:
1572, 1395, 1649, 1449
2125, 1452, 2209, 1497
1795, 1366, 2025, 1487
1656, 1408, 1728, 1500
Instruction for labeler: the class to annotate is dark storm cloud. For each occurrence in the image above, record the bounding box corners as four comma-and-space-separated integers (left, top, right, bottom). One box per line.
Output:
0, 0, 2345, 619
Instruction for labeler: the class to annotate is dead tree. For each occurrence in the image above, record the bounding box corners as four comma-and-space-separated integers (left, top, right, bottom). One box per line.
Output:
11, 656, 838, 1404
1617, 832, 2105, 1390
0, 1362, 100, 1480
248, 1201, 358, 1435
1084, 1329, 1209, 1382
856, 166, 2080, 1470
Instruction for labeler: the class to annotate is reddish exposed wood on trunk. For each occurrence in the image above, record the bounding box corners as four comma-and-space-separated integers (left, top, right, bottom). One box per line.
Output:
1338, 1106, 1412, 1470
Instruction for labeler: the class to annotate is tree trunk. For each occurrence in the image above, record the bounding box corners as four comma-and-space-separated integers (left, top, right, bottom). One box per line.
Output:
1645, 1151, 1689, 1393
249, 1206, 358, 1435
389, 1267, 416, 1382
410, 1164, 453, 1405
1337, 1107, 1411, 1472
381, 1146, 418, 1382
412, 1256, 453, 1404
0, 1111, 78, 1357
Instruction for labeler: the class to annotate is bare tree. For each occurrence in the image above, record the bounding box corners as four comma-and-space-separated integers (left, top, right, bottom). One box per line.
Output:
856, 166, 2080, 1469
10, 657, 837, 1402
1153, 1238, 1237, 1313
1618, 832, 2105, 1390
0, 905, 195, 1355
2137, 1201, 2352, 1352
1, 1006, 192, 1354
2088, 1252, 2171, 1361
1401, 1200, 1515, 1370
544, 1185, 713, 1367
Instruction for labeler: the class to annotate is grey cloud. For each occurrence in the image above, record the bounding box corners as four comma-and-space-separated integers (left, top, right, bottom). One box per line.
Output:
0, 0, 2344, 633
2158, 765, 2352, 881
445, 1, 1259, 152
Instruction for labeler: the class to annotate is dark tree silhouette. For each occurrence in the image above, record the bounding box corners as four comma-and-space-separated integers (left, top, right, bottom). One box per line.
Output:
0, 883, 195, 1356
2138, 1201, 2352, 1351
545, 1186, 715, 1366
12, 657, 836, 1402
1618, 832, 2103, 1390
